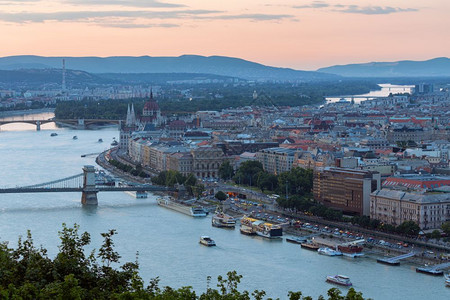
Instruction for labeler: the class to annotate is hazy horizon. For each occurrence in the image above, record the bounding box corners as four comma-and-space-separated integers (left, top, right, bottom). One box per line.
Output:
0, 0, 449, 70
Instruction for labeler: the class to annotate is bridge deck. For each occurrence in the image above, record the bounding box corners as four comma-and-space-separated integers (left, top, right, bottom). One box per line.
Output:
0, 186, 171, 194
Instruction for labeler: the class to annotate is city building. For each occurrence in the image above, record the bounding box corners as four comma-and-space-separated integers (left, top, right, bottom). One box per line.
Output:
256, 147, 298, 175
313, 167, 380, 216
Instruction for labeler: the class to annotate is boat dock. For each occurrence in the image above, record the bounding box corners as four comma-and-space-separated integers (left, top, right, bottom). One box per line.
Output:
416, 262, 450, 276
377, 252, 416, 266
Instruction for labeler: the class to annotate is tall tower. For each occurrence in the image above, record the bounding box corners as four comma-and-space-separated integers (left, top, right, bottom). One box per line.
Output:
62, 59, 66, 92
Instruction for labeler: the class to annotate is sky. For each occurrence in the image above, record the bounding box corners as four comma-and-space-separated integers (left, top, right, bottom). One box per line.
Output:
0, 0, 449, 70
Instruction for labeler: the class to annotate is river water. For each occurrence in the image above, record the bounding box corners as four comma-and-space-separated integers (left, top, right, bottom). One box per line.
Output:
325, 83, 414, 104
0, 113, 448, 299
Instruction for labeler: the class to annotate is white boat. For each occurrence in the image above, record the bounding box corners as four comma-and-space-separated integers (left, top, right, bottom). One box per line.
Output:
191, 206, 208, 217
212, 207, 236, 228
124, 191, 147, 198
445, 274, 450, 287
199, 236, 216, 246
318, 247, 343, 256
326, 275, 352, 286
254, 220, 282, 238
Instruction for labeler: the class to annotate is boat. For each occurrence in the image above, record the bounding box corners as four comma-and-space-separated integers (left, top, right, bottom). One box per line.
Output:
286, 236, 307, 244
98, 138, 103, 143
111, 138, 119, 146
157, 197, 207, 217
199, 236, 216, 247
338, 244, 364, 257
254, 220, 283, 238
50, 133, 58, 137
212, 207, 236, 228
240, 216, 257, 235
318, 247, 343, 256
191, 206, 208, 217
445, 274, 450, 287
326, 275, 352, 287
301, 241, 319, 251
72, 136, 78, 140
125, 191, 148, 198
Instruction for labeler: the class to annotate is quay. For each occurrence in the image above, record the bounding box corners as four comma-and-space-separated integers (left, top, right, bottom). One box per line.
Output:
416, 262, 450, 276
376, 252, 416, 266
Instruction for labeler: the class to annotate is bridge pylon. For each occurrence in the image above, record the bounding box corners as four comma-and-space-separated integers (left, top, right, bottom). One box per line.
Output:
36, 121, 41, 131
81, 165, 98, 205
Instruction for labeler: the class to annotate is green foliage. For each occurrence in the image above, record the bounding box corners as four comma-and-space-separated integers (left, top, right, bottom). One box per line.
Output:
215, 191, 227, 201
441, 221, 450, 235
219, 161, 235, 180
396, 220, 420, 236
430, 230, 441, 240
233, 161, 264, 186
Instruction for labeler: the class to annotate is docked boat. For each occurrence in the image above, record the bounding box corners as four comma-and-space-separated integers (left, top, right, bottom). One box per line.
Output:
416, 267, 444, 276
125, 191, 148, 198
338, 244, 364, 257
326, 275, 352, 287
111, 139, 119, 146
191, 206, 208, 217
50, 132, 58, 137
72, 136, 78, 140
286, 236, 307, 244
212, 207, 236, 228
199, 236, 216, 247
445, 274, 450, 287
253, 220, 282, 238
240, 216, 257, 235
318, 247, 343, 256
301, 241, 319, 251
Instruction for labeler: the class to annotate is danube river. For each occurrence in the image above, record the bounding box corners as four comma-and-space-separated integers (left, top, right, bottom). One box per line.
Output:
0, 115, 447, 299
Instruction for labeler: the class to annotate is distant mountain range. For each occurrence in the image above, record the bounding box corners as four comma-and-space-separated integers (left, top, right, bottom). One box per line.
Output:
317, 57, 450, 77
0, 55, 338, 81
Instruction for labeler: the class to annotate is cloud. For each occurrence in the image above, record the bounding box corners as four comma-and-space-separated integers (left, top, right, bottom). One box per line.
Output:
62, 0, 184, 8
334, 5, 418, 15
0, 9, 223, 24
212, 13, 294, 21
293, 1, 329, 9
97, 22, 179, 28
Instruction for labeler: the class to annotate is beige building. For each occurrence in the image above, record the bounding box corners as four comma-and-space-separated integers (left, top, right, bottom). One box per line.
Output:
256, 147, 298, 175
191, 147, 229, 178
370, 189, 450, 229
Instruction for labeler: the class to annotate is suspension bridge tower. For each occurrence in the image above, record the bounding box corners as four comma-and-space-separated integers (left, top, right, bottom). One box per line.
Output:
81, 165, 98, 205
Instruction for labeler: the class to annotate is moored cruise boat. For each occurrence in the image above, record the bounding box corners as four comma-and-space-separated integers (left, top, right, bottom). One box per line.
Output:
337, 244, 364, 258
253, 221, 283, 238
199, 236, 216, 247
326, 275, 352, 287
445, 274, 450, 287
300, 241, 319, 251
190, 206, 208, 217
240, 216, 257, 235
318, 247, 343, 256
212, 207, 236, 228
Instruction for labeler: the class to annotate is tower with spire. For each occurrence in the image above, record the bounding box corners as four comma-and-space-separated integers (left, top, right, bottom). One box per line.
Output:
120, 103, 138, 151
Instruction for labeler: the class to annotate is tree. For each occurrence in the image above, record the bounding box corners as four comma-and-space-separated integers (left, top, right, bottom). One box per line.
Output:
396, 220, 420, 236
233, 161, 264, 186
430, 230, 441, 240
218, 161, 234, 180
215, 191, 227, 201
441, 221, 450, 235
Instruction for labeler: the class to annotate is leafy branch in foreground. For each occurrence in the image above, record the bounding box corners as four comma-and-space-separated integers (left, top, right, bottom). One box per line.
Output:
0, 224, 370, 299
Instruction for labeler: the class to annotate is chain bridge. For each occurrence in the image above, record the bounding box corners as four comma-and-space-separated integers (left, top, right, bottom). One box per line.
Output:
0, 165, 172, 205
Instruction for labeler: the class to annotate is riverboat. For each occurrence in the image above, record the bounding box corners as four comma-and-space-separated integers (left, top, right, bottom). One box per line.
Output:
337, 244, 364, 258
125, 191, 148, 198
240, 216, 257, 235
326, 275, 352, 287
301, 241, 319, 251
445, 274, 450, 287
199, 236, 216, 247
111, 139, 118, 146
318, 247, 343, 256
286, 236, 307, 244
416, 267, 444, 276
253, 220, 282, 238
212, 207, 236, 228
191, 206, 208, 217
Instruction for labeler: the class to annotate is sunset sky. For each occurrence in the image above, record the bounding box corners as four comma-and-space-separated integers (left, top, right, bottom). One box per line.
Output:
0, 0, 448, 70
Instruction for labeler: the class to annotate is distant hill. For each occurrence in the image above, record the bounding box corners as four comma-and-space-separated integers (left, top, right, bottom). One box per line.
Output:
0, 55, 338, 81
317, 57, 450, 77
0, 69, 111, 88
98, 72, 240, 84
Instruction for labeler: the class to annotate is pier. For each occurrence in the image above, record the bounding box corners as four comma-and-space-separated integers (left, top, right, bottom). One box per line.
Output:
377, 252, 416, 266
416, 262, 450, 276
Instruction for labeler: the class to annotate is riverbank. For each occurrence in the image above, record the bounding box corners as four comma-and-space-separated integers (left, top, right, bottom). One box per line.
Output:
0, 108, 55, 118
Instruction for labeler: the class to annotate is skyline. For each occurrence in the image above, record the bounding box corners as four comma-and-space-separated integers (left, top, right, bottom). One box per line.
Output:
0, 0, 449, 70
